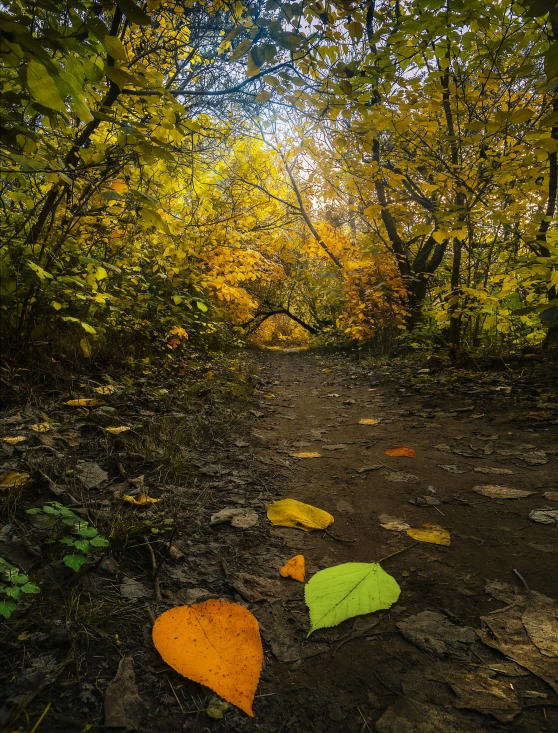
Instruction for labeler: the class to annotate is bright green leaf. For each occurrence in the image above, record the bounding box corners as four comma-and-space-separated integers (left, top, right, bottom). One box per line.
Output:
305, 562, 401, 635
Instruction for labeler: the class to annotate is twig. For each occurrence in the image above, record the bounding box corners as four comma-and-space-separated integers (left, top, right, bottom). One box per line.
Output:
357, 706, 373, 733
512, 568, 530, 593
484, 602, 519, 616
167, 676, 185, 713
377, 543, 419, 564
145, 604, 156, 625
332, 621, 379, 657
30, 703, 51, 733
325, 528, 357, 543
146, 540, 162, 601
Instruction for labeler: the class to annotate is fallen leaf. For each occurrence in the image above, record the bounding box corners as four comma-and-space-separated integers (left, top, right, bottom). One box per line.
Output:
529, 508, 558, 525
2, 436, 26, 444
544, 492, 558, 501
305, 562, 401, 634
520, 451, 548, 465
76, 461, 108, 489
386, 447, 416, 458
105, 426, 131, 434
358, 418, 382, 425
522, 601, 558, 657
384, 471, 419, 483
0, 471, 31, 489
406, 523, 450, 546
120, 577, 151, 599
152, 601, 263, 716
397, 611, 476, 658
290, 451, 321, 458
380, 515, 411, 532
473, 467, 515, 475
280, 555, 305, 582
472, 484, 534, 499
65, 398, 105, 407
357, 464, 384, 473
438, 464, 466, 473
94, 384, 116, 394
31, 422, 51, 432
104, 657, 146, 731
123, 493, 161, 505
321, 444, 347, 451
210, 508, 258, 528
267, 498, 334, 531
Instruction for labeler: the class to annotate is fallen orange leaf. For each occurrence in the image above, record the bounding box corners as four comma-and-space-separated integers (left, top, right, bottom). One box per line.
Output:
280, 555, 305, 582
123, 493, 161, 505
65, 399, 105, 407
385, 447, 416, 458
153, 601, 263, 716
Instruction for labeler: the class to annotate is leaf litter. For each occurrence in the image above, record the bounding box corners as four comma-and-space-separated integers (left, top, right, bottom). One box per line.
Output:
472, 484, 534, 499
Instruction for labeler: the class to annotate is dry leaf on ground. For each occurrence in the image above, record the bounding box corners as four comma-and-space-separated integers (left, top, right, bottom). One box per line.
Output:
210, 508, 258, 528
544, 492, 558, 501
123, 493, 160, 506
0, 471, 31, 490
94, 385, 116, 394
65, 398, 105, 407
290, 451, 321, 459
529, 508, 558, 525
473, 466, 515, 475
438, 464, 466, 473
152, 601, 263, 716
379, 513, 410, 532
358, 418, 382, 425
105, 426, 131, 434
385, 447, 416, 458
384, 471, 419, 484
267, 498, 334, 531
280, 555, 305, 582
2, 436, 26, 444
357, 464, 384, 473
472, 485, 534, 499
31, 422, 51, 432
406, 523, 450, 546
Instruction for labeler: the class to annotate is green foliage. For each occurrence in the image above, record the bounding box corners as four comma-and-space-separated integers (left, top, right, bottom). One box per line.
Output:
304, 562, 401, 635
27, 502, 109, 571
0, 556, 40, 618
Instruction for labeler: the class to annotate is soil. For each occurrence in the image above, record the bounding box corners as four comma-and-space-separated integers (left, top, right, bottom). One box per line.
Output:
2, 348, 558, 732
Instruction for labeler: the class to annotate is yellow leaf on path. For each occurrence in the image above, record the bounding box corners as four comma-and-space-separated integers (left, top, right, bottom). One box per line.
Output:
65, 399, 105, 407
406, 523, 451, 546
105, 426, 131, 435
80, 338, 91, 358
2, 436, 26, 444
386, 447, 416, 458
280, 555, 305, 582
31, 422, 51, 432
359, 418, 382, 425
290, 451, 321, 459
94, 385, 116, 395
123, 493, 160, 505
267, 499, 334, 532
153, 601, 263, 716
0, 471, 31, 489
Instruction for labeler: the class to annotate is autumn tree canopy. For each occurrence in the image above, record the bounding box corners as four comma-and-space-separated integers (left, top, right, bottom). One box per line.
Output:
1, 0, 557, 355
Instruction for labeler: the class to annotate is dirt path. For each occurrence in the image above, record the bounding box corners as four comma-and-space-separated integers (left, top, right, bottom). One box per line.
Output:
204, 348, 558, 733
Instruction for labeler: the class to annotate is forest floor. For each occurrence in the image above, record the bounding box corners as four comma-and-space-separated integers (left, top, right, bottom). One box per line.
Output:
1, 347, 558, 732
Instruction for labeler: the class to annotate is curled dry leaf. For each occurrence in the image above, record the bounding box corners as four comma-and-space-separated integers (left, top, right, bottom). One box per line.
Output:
31, 422, 51, 432
0, 471, 31, 489
385, 447, 416, 458
105, 426, 131, 435
2, 436, 26, 444
94, 385, 116, 394
152, 601, 263, 716
290, 451, 321, 458
280, 555, 305, 582
379, 513, 410, 532
474, 467, 514, 475
406, 523, 451, 546
358, 418, 381, 425
65, 398, 105, 407
267, 498, 334, 532
305, 562, 401, 634
472, 485, 534, 500
123, 493, 161, 505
